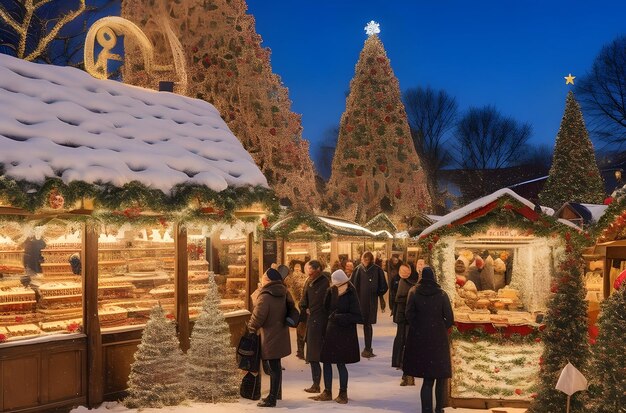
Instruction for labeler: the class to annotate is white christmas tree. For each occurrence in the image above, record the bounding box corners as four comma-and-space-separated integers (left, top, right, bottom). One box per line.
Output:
186, 276, 239, 403
124, 306, 186, 408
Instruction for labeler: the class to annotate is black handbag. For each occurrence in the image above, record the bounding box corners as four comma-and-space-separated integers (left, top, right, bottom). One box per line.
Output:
240, 371, 261, 400
285, 297, 300, 327
237, 332, 260, 373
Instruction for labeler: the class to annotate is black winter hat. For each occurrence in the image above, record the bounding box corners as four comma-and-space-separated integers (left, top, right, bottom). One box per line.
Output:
266, 268, 282, 281
421, 266, 436, 283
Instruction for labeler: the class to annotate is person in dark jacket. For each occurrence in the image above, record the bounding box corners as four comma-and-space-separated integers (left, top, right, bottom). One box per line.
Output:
351, 251, 388, 358
299, 260, 330, 394
387, 255, 402, 318
392, 263, 418, 386
403, 266, 454, 413
311, 270, 362, 404
247, 268, 293, 408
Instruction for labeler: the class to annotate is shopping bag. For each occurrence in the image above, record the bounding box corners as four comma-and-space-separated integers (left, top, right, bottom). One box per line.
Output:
240, 371, 261, 400
237, 332, 260, 373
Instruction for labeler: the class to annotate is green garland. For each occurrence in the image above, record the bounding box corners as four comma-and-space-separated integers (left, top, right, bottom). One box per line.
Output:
0, 176, 279, 222
263, 211, 333, 241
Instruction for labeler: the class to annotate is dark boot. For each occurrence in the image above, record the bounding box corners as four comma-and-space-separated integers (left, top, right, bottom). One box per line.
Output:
310, 389, 332, 401
400, 375, 409, 386
335, 389, 348, 404
304, 384, 320, 393
407, 376, 415, 386
257, 396, 276, 407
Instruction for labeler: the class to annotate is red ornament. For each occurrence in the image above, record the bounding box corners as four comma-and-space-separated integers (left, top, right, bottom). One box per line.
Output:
604, 196, 614, 205
269, 128, 277, 136
494, 367, 500, 373
398, 138, 404, 145
159, 217, 168, 228
427, 243, 433, 251
14, 316, 23, 323
355, 167, 364, 177
565, 232, 571, 241
346, 124, 354, 132
433, 235, 440, 242
192, 46, 199, 53
385, 116, 392, 123
530, 393, 538, 399
166, 314, 175, 320
385, 104, 393, 111
48, 189, 65, 209
503, 203, 514, 210
515, 389, 523, 396
614, 269, 626, 290
370, 68, 377, 75
261, 217, 269, 229
535, 337, 541, 343
67, 322, 80, 333
226, 71, 233, 77
123, 207, 141, 218
377, 56, 386, 63
0, 334, 6, 342
550, 284, 558, 293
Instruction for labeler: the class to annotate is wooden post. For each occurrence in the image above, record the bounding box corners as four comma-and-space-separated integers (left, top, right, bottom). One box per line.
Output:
246, 232, 254, 311
175, 223, 190, 352
84, 222, 103, 406
330, 237, 339, 265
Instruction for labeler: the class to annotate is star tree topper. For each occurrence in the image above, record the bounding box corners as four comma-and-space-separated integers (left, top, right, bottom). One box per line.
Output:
365, 20, 381, 36
564, 73, 575, 85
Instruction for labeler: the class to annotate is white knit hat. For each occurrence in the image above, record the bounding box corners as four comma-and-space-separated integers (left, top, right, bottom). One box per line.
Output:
331, 269, 349, 286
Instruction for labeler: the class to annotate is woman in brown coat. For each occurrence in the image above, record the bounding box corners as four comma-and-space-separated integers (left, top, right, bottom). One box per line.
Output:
247, 268, 293, 407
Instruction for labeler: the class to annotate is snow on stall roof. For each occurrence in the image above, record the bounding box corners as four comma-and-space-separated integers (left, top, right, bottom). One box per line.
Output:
419, 188, 579, 238
0, 54, 268, 193
578, 203, 608, 223
317, 216, 392, 238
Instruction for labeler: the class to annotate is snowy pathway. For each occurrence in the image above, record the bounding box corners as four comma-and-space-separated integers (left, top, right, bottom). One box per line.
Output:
71, 310, 526, 413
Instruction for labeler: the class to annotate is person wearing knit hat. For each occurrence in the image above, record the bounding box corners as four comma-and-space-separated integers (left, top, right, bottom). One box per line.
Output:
313, 270, 362, 404
392, 264, 418, 386
403, 266, 454, 413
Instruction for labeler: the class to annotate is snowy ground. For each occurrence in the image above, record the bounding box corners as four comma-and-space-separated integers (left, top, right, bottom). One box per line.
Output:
71, 310, 528, 413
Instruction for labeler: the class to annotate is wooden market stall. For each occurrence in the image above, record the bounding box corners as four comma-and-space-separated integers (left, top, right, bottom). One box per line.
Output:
265, 212, 392, 272
418, 189, 581, 410
0, 54, 273, 412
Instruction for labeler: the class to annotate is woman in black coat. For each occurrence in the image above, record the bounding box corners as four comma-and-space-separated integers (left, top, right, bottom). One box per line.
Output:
313, 270, 362, 404
351, 251, 388, 358
403, 266, 454, 413
392, 263, 418, 385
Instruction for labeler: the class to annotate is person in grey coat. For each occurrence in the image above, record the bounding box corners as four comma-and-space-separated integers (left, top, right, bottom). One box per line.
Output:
299, 260, 330, 394
351, 251, 388, 358
392, 263, 418, 386
247, 268, 293, 408
403, 266, 454, 413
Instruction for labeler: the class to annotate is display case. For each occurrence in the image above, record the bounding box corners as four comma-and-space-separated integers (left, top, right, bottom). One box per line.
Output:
0, 222, 83, 343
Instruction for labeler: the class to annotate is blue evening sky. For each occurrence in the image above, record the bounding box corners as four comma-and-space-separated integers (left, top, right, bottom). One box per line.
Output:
247, 1, 626, 170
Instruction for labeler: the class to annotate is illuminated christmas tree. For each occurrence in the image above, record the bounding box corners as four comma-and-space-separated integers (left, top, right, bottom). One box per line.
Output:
539, 91, 605, 209
325, 21, 432, 223
529, 239, 590, 413
186, 276, 239, 403
120, 0, 320, 209
587, 279, 626, 412
125, 306, 186, 408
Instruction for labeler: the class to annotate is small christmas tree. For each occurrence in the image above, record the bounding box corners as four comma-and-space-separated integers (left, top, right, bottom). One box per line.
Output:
186, 276, 239, 402
587, 280, 626, 412
539, 91, 605, 209
124, 306, 186, 408
325, 21, 432, 223
529, 239, 590, 413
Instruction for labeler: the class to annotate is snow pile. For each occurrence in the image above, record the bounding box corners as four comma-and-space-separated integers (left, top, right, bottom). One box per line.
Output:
0, 54, 268, 193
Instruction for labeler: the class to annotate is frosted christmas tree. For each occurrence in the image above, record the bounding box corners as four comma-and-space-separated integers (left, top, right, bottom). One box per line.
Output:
125, 306, 186, 408
587, 276, 626, 412
539, 91, 605, 209
325, 21, 432, 223
120, 0, 320, 209
186, 276, 239, 403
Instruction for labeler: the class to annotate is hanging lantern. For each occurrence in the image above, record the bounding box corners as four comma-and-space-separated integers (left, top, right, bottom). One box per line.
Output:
48, 189, 65, 209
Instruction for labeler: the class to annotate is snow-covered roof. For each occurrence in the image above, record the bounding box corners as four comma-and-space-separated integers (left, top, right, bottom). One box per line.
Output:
419, 188, 579, 238
0, 54, 268, 193
555, 202, 608, 227
270, 213, 391, 239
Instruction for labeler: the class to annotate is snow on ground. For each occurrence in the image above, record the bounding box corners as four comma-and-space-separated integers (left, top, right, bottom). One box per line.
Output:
71, 311, 527, 413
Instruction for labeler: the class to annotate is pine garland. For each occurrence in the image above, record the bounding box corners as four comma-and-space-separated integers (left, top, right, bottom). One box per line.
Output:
186, 277, 239, 403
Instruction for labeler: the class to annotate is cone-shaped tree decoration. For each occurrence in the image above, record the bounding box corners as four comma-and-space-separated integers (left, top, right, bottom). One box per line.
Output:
326, 22, 432, 223
121, 0, 320, 209
529, 239, 590, 413
587, 283, 626, 412
186, 276, 239, 402
539, 91, 605, 209
125, 306, 186, 408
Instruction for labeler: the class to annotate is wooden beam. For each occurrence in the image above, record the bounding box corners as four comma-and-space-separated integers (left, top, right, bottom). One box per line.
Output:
175, 223, 190, 352
84, 222, 103, 406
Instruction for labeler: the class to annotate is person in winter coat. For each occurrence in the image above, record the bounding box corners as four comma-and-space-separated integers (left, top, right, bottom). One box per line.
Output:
351, 251, 388, 358
285, 263, 308, 359
392, 263, 419, 385
247, 268, 294, 408
387, 255, 402, 317
311, 270, 362, 404
299, 260, 330, 394
403, 266, 454, 413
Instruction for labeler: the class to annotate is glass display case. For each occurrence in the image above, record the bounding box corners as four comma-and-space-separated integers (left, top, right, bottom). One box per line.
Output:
0, 222, 83, 342
97, 224, 175, 331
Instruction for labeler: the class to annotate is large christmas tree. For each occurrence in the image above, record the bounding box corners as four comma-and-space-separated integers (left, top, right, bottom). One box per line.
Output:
125, 306, 186, 408
325, 22, 431, 223
120, 0, 320, 209
587, 278, 626, 412
529, 238, 590, 413
186, 276, 239, 403
539, 91, 605, 209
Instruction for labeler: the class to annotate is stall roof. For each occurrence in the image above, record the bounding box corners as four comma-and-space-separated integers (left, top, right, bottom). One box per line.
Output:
270, 213, 392, 239
555, 202, 608, 228
0, 54, 268, 194
419, 188, 580, 238
364, 213, 398, 234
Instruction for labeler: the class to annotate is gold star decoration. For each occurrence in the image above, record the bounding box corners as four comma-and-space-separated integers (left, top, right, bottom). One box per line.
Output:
564, 73, 575, 85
